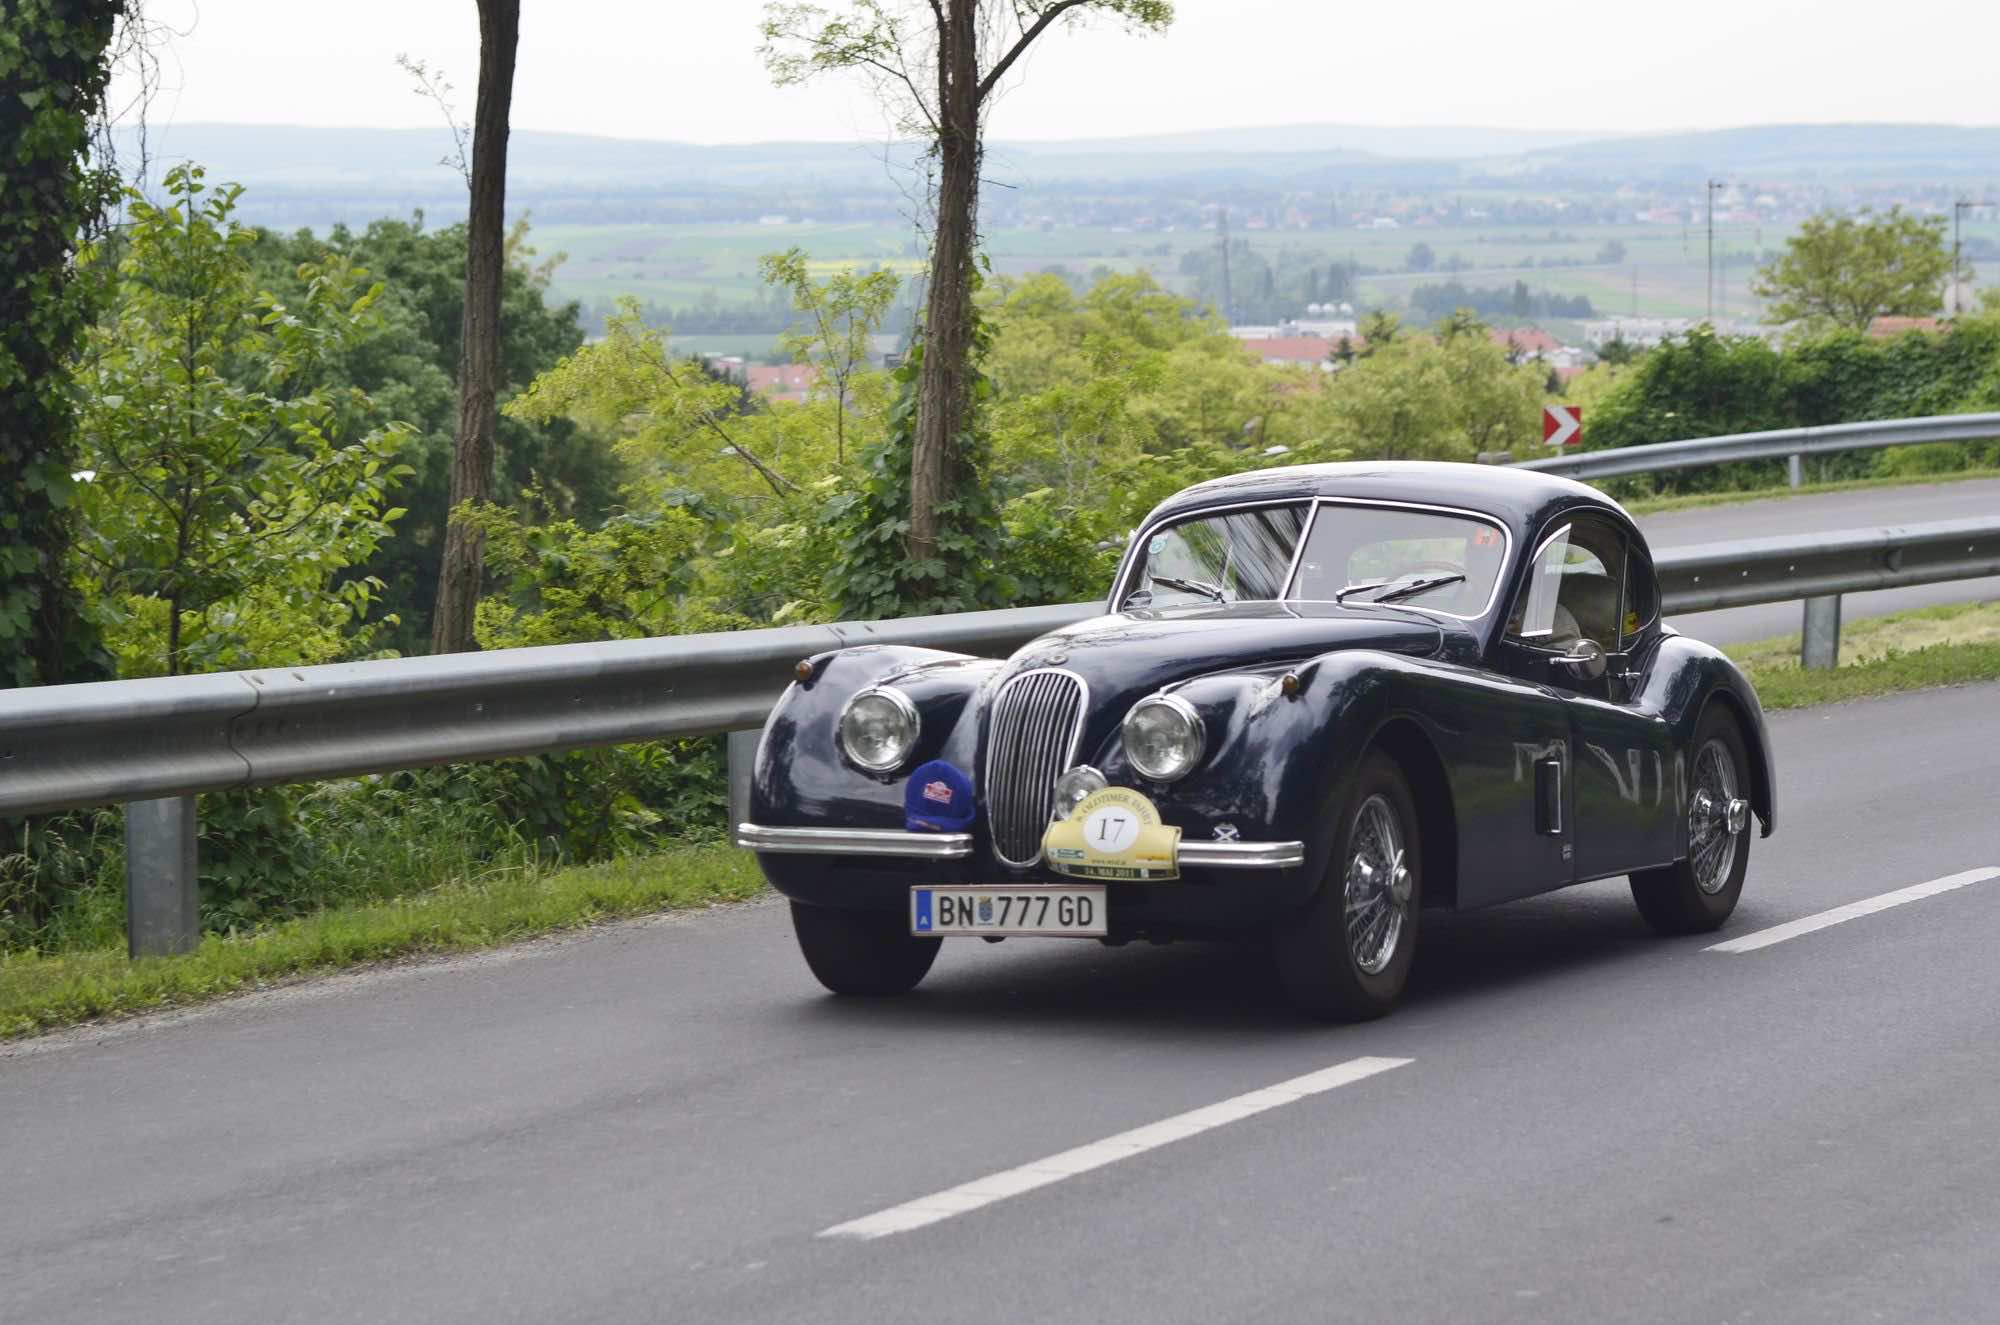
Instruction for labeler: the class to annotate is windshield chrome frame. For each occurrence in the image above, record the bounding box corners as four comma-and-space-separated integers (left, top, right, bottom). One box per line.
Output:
1111, 495, 1514, 623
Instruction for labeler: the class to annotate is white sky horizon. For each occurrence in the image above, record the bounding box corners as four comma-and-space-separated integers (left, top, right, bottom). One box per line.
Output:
115, 0, 2000, 147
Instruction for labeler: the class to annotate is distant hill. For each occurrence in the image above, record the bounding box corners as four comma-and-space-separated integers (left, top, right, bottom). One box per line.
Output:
1004, 123, 1605, 159
108, 120, 2000, 231
1508, 123, 2000, 180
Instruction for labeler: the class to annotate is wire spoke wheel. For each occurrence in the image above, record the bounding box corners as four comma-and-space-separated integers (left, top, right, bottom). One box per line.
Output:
1687, 737, 1743, 895
1343, 794, 1409, 975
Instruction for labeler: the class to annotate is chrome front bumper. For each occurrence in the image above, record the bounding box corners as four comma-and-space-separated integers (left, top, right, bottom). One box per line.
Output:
735, 824, 1305, 869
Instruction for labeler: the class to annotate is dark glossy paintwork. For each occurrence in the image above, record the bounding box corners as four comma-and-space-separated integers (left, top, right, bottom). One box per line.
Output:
750, 462, 1777, 936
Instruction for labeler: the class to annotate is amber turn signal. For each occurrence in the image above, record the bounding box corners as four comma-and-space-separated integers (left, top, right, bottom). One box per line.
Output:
794, 658, 816, 682
1280, 671, 1301, 698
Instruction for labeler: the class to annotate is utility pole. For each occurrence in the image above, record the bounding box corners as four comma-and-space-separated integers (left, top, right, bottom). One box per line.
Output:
1705, 179, 1724, 322
1952, 199, 1993, 316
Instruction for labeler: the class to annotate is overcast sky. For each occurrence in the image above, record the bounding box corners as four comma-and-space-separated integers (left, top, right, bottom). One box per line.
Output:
117, 0, 1996, 145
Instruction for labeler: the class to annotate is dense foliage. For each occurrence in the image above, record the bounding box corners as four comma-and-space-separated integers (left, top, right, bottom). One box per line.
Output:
1753, 207, 1953, 332
0, 0, 123, 688
1572, 316, 2000, 493
75, 167, 414, 675
248, 215, 617, 652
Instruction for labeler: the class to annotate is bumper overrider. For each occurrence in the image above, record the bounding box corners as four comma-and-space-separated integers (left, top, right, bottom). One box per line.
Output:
733, 823, 1305, 869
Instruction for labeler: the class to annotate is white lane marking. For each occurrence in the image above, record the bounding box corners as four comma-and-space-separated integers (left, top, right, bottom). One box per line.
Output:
1707, 867, 2000, 954
818, 1055, 1411, 1240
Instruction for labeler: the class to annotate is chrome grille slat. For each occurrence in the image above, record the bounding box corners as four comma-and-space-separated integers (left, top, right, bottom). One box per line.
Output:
984, 668, 1087, 868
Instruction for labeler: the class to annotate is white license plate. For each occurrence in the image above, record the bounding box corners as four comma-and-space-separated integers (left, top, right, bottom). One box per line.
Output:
910, 885, 1107, 937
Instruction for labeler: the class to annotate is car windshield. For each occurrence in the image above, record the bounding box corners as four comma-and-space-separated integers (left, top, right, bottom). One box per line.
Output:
1291, 505, 1508, 616
1125, 504, 1309, 606
1125, 501, 1506, 615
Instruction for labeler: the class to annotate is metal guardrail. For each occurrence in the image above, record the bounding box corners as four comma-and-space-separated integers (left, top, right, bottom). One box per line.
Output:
4, 516, 1998, 957
1515, 412, 2000, 483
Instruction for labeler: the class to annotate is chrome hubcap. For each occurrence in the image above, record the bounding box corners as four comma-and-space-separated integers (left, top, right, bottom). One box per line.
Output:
1688, 739, 1747, 895
1344, 794, 1410, 975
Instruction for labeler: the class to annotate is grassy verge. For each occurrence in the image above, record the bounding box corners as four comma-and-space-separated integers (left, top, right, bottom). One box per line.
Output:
1728, 598, 2000, 710
0, 844, 763, 1040
1621, 466, 2000, 516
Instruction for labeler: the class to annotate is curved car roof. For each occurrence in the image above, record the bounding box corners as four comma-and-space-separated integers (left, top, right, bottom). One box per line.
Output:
1140, 460, 1633, 544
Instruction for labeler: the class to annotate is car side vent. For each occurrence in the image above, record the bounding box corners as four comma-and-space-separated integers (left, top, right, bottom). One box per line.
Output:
984, 669, 1087, 868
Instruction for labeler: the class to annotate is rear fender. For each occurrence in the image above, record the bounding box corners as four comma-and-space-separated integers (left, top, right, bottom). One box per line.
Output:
1633, 633, 1777, 838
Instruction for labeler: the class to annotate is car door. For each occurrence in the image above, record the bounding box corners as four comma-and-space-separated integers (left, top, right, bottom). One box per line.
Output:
1495, 512, 1678, 882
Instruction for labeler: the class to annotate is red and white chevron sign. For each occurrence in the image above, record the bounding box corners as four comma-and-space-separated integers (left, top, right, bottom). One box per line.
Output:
1542, 404, 1582, 447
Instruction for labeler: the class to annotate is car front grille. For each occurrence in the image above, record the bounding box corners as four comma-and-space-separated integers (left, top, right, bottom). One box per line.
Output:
984, 668, 1088, 868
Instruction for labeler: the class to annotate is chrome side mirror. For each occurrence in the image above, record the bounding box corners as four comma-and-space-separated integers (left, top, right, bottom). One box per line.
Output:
1553, 638, 1607, 681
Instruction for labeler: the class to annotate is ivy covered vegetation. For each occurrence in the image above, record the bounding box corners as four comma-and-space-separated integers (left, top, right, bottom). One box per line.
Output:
10, 154, 2000, 959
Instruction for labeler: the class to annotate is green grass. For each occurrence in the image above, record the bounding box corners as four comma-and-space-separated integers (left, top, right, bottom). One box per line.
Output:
0, 844, 763, 1040
1729, 598, 2000, 710
1622, 467, 2000, 516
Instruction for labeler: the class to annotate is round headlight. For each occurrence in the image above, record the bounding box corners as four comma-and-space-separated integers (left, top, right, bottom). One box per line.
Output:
1122, 695, 1205, 782
1051, 764, 1108, 821
838, 687, 920, 773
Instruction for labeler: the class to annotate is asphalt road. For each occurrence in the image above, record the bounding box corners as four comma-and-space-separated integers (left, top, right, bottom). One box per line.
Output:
1635, 476, 2000, 645
7, 680, 2000, 1324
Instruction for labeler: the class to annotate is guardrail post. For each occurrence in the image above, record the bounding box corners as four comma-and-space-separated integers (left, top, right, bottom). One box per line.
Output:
124, 796, 199, 958
1801, 595, 1842, 671
727, 729, 760, 840
1787, 452, 1804, 488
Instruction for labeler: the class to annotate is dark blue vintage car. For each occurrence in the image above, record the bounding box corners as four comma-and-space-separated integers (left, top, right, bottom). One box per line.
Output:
739, 461, 1775, 1019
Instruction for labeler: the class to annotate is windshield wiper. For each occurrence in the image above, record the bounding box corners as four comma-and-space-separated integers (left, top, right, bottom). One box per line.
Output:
1333, 573, 1466, 606
1372, 573, 1466, 604
1149, 574, 1225, 603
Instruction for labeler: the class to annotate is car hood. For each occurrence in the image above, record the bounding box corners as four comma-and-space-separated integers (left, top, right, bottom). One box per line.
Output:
993, 601, 1446, 718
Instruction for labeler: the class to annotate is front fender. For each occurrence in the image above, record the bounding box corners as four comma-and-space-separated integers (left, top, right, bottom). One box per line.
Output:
749, 645, 1002, 831
1092, 650, 1456, 888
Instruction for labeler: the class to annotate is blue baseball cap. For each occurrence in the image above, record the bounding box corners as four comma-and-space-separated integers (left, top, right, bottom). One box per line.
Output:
905, 759, 976, 833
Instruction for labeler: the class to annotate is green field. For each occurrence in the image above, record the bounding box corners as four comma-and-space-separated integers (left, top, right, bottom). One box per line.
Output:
536, 218, 2000, 339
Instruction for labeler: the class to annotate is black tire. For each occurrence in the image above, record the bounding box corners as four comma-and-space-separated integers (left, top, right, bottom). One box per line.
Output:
1274, 752, 1423, 1021
790, 901, 941, 996
1630, 707, 1752, 934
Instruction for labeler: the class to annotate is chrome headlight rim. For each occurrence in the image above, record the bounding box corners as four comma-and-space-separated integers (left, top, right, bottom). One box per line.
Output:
837, 685, 921, 774
1051, 763, 1109, 822
1122, 693, 1206, 783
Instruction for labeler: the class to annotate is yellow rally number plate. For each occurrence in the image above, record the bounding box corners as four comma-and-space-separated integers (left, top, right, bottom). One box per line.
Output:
1041, 787, 1181, 881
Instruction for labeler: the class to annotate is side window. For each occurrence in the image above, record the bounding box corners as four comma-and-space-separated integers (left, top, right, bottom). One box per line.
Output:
1508, 515, 1628, 650
1621, 552, 1660, 649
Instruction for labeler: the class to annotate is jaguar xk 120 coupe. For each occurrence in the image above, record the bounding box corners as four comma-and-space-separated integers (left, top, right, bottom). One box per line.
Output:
738, 462, 1774, 1019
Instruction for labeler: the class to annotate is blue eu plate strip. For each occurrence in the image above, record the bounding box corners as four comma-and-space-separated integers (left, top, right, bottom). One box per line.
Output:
913, 888, 933, 933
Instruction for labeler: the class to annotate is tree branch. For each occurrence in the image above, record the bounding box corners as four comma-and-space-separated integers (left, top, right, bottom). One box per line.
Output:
977, 0, 1091, 101
651, 358, 799, 497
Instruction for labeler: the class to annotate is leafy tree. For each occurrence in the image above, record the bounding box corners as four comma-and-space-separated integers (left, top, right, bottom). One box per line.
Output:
1597, 333, 1638, 366
1357, 309, 1402, 350
1405, 242, 1435, 273
507, 301, 805, 504
0, 0, 125, 687
760, 0, 1173, 567
759, 248, 901, 463
433, 0, 521, 655
71, 167, 412, 676
1310, 318, 1545, 462
1752, 207, 1951, 332
250, 215, 614, 652
1596, 239, 1627, 265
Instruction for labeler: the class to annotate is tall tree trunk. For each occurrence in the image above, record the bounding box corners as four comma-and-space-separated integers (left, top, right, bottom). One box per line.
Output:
908, 4, 981, 565
431, 0, 520, 654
